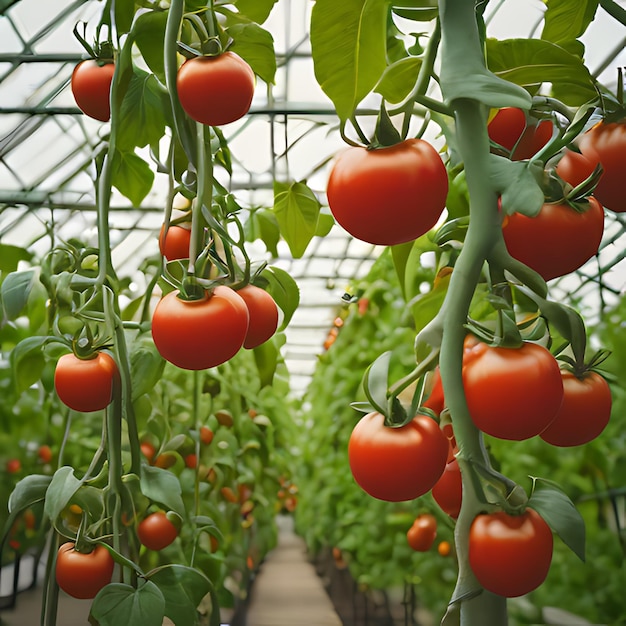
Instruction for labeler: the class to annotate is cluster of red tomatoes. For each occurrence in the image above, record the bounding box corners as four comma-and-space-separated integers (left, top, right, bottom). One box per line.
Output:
489, 107, 625, 282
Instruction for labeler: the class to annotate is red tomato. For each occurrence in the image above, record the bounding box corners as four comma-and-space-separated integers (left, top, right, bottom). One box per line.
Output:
469, 508, 553, 597
177, 52, 255, 126
558, 122, 626, 213
38, 445, 53, 464
348, 411, 449, 502
137, 512, 178, 551
185, 453, 197, 469
502, 197, 604, 281
151, 286, 249, 370
488, 108, 552, 160
199, 426, 214, 445
159, 224, 191, 261
6, 458, 21, 474
432, 458, 462, 518
540, 370, 612, 447
140, 441, 156, 462
236, 284, 279, 349
71, 60, 115, 122
54, 352, 118, 412
326, 138, 448, 246
56, 543, 115, 599
555, 149, 597, 191
406, 514, 438, 551
462, 337, 563, 441
421, 366, 445, 416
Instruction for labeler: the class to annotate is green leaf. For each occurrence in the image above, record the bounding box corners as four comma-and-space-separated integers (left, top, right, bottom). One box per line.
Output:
110, 149, 155, 206
310, 0, 388, 121
542, 0, 599, 55
390, 241, 414, 301
129, 338, 165, 400
315, 212, 335, 237
1, 269, 37, 320
374, 56, 421, 103
117, 69, 168, 151
363, 351, 391, 417
486, 38, 597, 106
261, 265, 300, 330
228, 22, 277, 85
489, 156, 544, 218
10, 336, 47, 392
140, 465, 186, 517
148, 564, 213, 626
253, 338, 279, 388
8, 474, 52, 513
0, 243, 32, 273
44, 466, 82, 523
273, 181, 321, 258
90, 581, 165, 626
529, 486, 586, 562
134, 10, 169, 81
245, 208, 280, 257
234, 0, 279, 23
114, 0, 136, 35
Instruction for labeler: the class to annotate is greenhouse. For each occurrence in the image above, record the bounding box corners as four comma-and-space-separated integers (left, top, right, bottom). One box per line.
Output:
0, 0, 625, 625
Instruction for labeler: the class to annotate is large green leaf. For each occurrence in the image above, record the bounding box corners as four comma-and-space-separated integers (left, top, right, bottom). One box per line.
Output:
134, 10, 169, 81
310, 0, 388, 121
529, 485, 586, 562
110, 149, 155, 207
9, 336, 47, 392
8, 474, 52, 514
149, 564, 213, 626
374, 56, 422, 104
486, 38, 597, 106
129, 337, 165, 400
273, 180, 321, 258
90, 582, 165, 626
0, 243, 32, 273
1, 268, 37, 320
261, 265, 300, 330
228, 22, 277, 84
542, 0, 599, 56
44, 466, 82, 523
140, 465, 186, 517
234, 0, 278, 23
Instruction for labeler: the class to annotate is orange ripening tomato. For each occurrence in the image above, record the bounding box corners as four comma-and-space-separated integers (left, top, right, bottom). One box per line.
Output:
406, 514, 437, 551
54, 352, 118, 412
159, 224, 191, 261
71, 60, 115, 122
56, 543, 115, 599
151, 287, 249, 370
177, 52, 255, 126
540, 369, 612, 447
348, 412, 449, 502
502, 198, 604, 282
326, 138, 448, 246
469, 509, 553, 597
236, 284, 279, 349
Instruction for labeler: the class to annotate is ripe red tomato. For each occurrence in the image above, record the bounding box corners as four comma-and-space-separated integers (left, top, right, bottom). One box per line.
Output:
71, 60, 115, 122
151, 286, 249, 370
185, 453, 197, 469
200, 426, 214, 445
502, 197, 604, 281
348, 411, 449, 502
235, 284, 279, 349
54, 352, 118, 412
140, 441, 156, 462
326, 138, 448, 246
469, 508, 553, 597
421, 366, 445, 416
6, 458, 21, 474
432, 458, 462, 518
406, 513, 437, 551
137, 512, 178, 551
487, 107, 552, 160
38, 445, 53, 464
540, 369, 612, 447
462, 336, 563, 441
56, 543, 115, 599
159, 224, 191, 261
558, 122, 626, 213
177, 52, 255, 126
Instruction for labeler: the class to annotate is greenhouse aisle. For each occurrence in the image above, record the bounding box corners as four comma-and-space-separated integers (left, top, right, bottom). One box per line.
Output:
243, 515, 342, 626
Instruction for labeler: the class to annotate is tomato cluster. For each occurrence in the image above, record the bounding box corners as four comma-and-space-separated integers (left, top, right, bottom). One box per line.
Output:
487, 107, 552, 160
326, 138, 449, 246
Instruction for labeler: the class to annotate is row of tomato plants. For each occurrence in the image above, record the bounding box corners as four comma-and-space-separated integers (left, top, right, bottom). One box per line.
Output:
295, 242, 626, 624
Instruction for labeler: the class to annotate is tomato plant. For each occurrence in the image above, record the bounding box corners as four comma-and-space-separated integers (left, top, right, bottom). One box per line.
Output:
348, 411, 448, 502
151, 286, 249, 370
462, 337, 564, 440
55, 543, 115, 599
326, 138, 448, 246
236, 284, 279, 349
502, 197, 604, 281
487, 107, 552, 160
432, 458, 462, 519
406, 513, 438, 551
557, 122, 626, 213
177, 52, 256, 126
159, 224, 191, 261
540, 369, 612, 447
54, 351, 119, 412
469, 508, 553, 597
137, 512, 178, 551
71, 60, 115, 122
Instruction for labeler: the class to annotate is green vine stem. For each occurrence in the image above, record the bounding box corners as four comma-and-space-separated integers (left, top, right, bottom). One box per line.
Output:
600, 0, 626, 26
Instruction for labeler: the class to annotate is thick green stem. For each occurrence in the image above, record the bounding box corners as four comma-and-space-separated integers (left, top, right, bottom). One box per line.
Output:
600, 0, 626, 26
